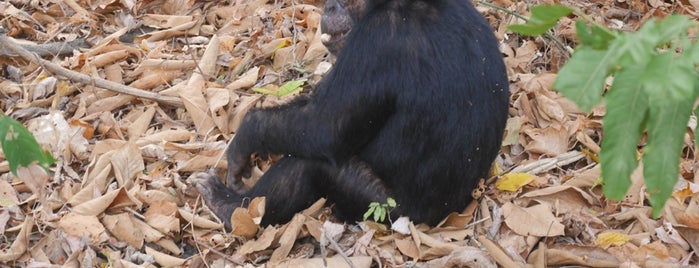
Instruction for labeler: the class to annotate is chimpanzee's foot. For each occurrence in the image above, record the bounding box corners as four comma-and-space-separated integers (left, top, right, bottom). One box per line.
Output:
193, 172, 238, 228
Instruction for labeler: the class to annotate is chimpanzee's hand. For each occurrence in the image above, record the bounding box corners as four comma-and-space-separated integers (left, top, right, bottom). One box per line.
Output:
225, 140, 253, 194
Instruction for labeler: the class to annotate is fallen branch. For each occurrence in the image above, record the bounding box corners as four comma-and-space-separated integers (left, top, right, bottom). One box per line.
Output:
0, 28, 183, 107
0, 38, 88, 57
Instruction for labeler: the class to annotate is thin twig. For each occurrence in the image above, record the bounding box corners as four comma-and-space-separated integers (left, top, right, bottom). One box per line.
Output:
324, 231, 355, 268
194, 239, 247, 265
0, 29, 184, 107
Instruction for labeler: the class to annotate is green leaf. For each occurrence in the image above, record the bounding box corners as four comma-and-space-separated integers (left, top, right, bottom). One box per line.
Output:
252, 87, 279, 96
653, 15, 693, 47
642, 53, 696, 106
610, 16, 693, 68
0, 116, 56, 175
606, 34, 651, 68
686, 42, 699, 66
252, 79, 307, 97
508, 4, 573, 36
553, 47, 614, 111
386, 197, 396, 208
363, 206, 375, 221
373, 207, 384, 222
277, 79, 307, 97
696, 107, 699, 152
600, 65, 649, 200
643, 99, 693, 218
575, 21, 615, 50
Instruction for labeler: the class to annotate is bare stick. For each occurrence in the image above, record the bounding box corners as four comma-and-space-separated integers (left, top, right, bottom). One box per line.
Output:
0, 29, 184, 107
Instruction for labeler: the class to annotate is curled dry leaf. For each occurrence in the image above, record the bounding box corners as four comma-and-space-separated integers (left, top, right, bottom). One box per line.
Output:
177, 208, 224, 229
246, 196, 266, 223
531, 244, 620, 267
87, 95, 135, 115
145, 246, 186, 267
231, 207, 259, 239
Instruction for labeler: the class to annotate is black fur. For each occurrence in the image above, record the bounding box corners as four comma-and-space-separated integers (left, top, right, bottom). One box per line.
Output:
196, 0, 509, 226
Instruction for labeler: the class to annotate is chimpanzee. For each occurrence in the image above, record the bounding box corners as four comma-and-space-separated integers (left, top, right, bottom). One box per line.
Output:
320, 0, 358, 54
195, 0, 509, 227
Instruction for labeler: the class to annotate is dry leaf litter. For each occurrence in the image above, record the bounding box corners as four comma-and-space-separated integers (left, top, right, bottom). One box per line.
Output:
1, 0, 699, 267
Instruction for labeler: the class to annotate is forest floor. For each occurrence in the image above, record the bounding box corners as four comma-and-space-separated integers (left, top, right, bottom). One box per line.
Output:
1, 0, 698, 267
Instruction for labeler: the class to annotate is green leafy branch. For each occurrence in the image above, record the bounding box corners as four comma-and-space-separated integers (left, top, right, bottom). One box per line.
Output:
363, 197, 397, 223
509, 5, 699, 217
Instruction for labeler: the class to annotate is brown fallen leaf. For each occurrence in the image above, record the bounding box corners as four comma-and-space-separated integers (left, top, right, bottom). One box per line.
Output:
72, 187, 140, 216
425, 246, 496, 268
519, 185, 597, 214
238, 226, 279, 255
231, 206, 259, 239
278, 256, 372, 268
502, 202, 565, 237
0, 216, 33, 262
478, 236, 527, 268
145, 246, 186, 266
110, 141, 145, 188
59, 213, 108, 244
103, 213, 145, 248
270, 214, 306, 264
395, 238, 420, 260
177, 208, 224, 229
531, 244, 620, 267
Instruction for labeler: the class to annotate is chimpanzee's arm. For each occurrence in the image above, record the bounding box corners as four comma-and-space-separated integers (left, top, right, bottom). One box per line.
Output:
226, 83, 395, 184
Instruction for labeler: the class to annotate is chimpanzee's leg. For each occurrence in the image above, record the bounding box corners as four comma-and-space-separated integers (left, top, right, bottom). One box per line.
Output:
195, 157, 335, 227
324, 159, 397, 222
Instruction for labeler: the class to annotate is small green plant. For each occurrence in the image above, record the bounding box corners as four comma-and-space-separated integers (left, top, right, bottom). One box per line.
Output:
253, 78, 307, 97
509, 5, 699, 217
363, 197, 397, 223
0, 115, 55, 175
